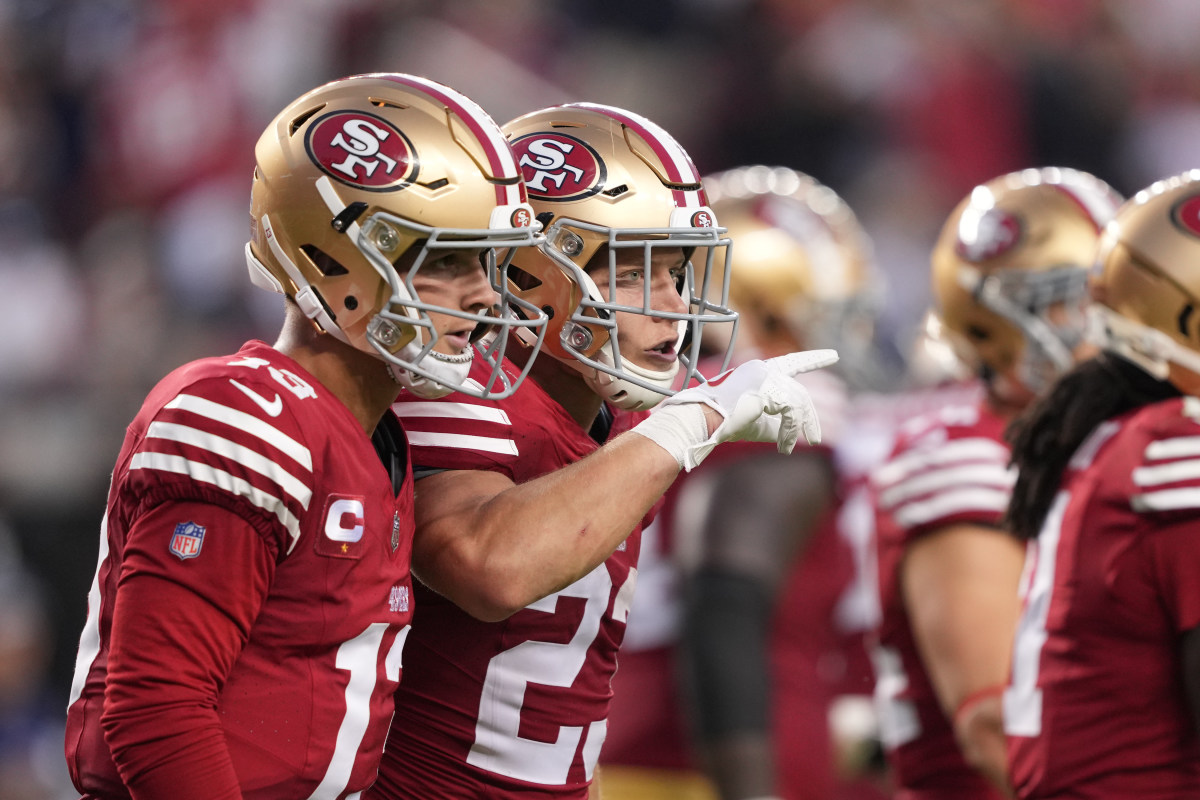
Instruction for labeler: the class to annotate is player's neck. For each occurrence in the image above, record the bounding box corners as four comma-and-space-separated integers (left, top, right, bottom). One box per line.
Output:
274, 316, 397, 436
529, 356, 605, 431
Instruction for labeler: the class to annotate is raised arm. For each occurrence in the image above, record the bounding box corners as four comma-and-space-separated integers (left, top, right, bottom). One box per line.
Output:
410, 352, 836, 621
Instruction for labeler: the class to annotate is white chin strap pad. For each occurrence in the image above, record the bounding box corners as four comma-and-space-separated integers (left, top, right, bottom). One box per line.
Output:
583, 342, 681, 411
392, 348, 474, 399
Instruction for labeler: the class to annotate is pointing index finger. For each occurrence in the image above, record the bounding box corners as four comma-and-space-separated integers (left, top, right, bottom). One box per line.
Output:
767, 349, 840, 376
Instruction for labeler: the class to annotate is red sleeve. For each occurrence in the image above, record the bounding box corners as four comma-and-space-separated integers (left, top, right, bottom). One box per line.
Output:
102, 501, 276, 799
1143, 514, 1200, 633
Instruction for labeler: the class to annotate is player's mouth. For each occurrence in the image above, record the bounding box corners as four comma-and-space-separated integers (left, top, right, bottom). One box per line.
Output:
440, 327, 476, 353
644, 338, 678, 365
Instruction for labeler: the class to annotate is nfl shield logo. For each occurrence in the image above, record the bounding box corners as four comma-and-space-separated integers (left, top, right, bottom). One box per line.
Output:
170, 521, 206, 560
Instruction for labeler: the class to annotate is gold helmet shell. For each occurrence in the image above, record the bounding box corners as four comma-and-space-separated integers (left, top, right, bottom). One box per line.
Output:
502, 103, 737, 410
1090, 169, 1200, 396
247, 73, 545, 399
703, 165, 882, 387
931, 167, 1122, 394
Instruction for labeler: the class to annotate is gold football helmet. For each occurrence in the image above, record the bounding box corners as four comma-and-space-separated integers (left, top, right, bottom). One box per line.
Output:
931, 167, 1123, 395
703, 165, 884, 389
501, 103, 737, 410
1090, 169, 1200, 396
247, 73, 547, 399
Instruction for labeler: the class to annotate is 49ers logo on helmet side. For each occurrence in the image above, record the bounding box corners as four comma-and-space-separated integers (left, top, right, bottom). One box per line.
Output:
955, 208, 1022, 262
511, 207, 532, 228
1171, 194, 1200, 239
510, 132, 605, 201
306, 111, 417, 190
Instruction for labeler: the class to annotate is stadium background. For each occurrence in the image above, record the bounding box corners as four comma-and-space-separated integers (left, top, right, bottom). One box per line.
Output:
1, 0, 1198, 796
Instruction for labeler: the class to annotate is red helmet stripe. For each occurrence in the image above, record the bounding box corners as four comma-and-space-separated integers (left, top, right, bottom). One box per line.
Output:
375, 73, 524, 207
564, 103, 705, 209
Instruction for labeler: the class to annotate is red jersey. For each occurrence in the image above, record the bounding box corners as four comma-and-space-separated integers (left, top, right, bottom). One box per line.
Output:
1005, 397, 1200, 799
372, 361, 646, 799
870, 396, 1012, 799
65, 341, 415, 799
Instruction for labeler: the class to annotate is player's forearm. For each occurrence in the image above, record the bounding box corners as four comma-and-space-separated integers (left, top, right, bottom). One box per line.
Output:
953, 692, 1013, 796
103, 572, 251, 798
106, 719, 242, 800
419, 431, 680, 619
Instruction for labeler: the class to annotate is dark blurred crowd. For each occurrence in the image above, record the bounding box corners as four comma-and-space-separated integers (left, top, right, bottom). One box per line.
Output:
2, 0, 1199, 796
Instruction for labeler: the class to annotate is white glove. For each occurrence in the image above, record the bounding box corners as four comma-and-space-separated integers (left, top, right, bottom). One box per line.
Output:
632, 350, 839, 470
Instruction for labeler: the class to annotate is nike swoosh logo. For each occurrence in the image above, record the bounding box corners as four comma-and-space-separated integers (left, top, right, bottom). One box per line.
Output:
229, 379, 283, 417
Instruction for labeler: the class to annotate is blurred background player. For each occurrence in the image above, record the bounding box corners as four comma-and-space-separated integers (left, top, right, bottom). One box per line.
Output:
1004, 170, 1200, 799
869, 167, 1123, 798
367, 107, 836, 800
63, 73, 547, 799
601, 165, 897, 800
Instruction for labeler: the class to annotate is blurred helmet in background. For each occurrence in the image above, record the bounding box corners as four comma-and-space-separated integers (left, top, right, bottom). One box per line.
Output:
1090, 169, 1200, 397
704, 165, 887, 390
931, 166, 1123, 397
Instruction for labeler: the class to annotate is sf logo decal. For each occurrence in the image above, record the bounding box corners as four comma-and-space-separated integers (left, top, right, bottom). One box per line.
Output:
329, 119, 397, 179
519, 138, 584, 192
307, 111, 416, 190
510, 132, 604, 202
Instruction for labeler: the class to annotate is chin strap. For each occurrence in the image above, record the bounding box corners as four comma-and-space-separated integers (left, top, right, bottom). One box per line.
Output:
391, 349, 474, 399
577, 340, 681, 411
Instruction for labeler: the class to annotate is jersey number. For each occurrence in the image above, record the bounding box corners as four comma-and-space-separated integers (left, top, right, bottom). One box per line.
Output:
308, 622, 410, 800
467, 564, 635, 785
1004, 490, 1069, 737
871, 642, 921, 748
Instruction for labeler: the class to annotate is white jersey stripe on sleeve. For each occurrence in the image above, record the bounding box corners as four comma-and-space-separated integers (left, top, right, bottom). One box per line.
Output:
130, 452, 303, 552
894, 487, 1010, 529
166, 393, 312, 470
146, 421, 313, 509
1131, 487, 1200, 513
394, 402, 511, 424
874, 438, 1010, 489
1133, 457, 1200, 488
1145, 436, 1200, 461
407, 431, 519, 456
878, 463, 1016, 510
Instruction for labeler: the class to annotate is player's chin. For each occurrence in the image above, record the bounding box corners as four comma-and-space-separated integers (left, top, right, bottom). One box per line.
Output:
639, 348, 678, 371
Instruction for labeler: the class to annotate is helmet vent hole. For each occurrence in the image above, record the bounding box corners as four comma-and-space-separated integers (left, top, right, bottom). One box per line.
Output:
300, 244, 349, 276
345, 296, 359, 311
1180, 304, 1195, 338
420, 178, 449, 190
369, 97, 408, 110
288, 104, 326, 136
967, 324, 990, 341
603, 184, 629, 198
508, 265, 543, 291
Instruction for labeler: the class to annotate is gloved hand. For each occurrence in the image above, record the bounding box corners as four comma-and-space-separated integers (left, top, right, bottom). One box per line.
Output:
632, 350, 839, 470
